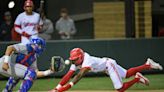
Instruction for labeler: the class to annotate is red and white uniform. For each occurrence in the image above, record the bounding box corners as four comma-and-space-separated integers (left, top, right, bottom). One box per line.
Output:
70, 52, 127, 89
14, 12, 43, 44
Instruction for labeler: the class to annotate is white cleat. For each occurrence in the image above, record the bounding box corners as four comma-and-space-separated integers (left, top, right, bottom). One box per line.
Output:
135, 72, 150, 86
146, 58, 163, 70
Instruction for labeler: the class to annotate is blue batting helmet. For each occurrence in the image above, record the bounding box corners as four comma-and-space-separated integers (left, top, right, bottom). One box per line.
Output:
30, 37, 46, 55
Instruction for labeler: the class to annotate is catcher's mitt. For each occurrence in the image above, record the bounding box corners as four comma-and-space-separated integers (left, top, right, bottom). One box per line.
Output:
51, 56, 65, 72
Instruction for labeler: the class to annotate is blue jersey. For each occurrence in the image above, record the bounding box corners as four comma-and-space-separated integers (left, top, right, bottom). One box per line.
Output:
13, 43, 37, 67
16, 53, 36, 67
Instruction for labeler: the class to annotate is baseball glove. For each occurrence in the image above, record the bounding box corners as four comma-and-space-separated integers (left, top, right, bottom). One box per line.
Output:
51, 56, 65, 72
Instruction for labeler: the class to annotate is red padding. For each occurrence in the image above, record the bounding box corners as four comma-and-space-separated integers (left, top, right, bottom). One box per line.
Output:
59, 70, 75, 86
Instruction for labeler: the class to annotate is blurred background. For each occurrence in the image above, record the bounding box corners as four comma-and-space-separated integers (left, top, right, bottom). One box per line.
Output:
1, 0, 164, 39
0, 0, 164, 77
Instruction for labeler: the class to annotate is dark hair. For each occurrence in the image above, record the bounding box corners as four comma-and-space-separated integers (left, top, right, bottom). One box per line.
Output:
60, 8, 68, 14
4, 11, 11, 16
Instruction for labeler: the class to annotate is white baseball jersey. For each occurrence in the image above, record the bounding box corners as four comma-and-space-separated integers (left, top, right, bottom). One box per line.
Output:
70, 52, 107, 72
14, 12, 43, 44
69, 52, 127, 89
0, 43, 37, 78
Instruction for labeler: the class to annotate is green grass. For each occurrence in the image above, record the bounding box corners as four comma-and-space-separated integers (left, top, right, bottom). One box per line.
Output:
0, 74, 164, 91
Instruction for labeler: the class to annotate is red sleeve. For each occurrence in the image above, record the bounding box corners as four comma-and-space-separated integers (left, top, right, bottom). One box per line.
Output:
11, 28, 21, 41
14, 24, 21, 29
59, 70, 75, 86
58, 84, 72, 92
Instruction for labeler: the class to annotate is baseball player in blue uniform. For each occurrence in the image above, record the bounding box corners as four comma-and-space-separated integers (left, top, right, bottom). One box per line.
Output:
0, 37, 54, 92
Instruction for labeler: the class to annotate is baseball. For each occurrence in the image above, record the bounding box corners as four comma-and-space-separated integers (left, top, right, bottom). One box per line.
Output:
65, 60, 70, 65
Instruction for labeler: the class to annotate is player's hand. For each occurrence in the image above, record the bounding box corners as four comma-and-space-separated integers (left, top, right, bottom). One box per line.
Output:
50, 66, 55, 72
57, 84, 71, 92
22, 31, 31, 38
35, 25, 42, 33
2, 62, 9, 71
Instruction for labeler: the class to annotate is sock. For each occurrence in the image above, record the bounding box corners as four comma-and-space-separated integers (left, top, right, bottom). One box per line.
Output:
118, 78, 139, 92
126, 64, 150, 78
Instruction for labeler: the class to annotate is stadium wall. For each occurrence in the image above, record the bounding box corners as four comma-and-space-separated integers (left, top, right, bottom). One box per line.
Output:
0, 38, 164, 77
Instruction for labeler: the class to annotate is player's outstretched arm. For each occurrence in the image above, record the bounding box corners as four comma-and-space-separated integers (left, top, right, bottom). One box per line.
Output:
37, 56, 66, 78
55, 70, 75, 90
36, 69, 54, 78
57, 67, 90, 92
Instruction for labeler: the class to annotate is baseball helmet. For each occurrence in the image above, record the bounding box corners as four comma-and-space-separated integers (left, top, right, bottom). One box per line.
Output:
69, 48, 84, 65
30, 37, 46, 55
24, 0, 34, 9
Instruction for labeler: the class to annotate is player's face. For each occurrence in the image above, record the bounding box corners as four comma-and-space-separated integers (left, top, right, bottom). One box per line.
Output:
70, 58, 80, 66
61, 13, 68, 18
31, 44, 43, 55
25, 6, 33, 15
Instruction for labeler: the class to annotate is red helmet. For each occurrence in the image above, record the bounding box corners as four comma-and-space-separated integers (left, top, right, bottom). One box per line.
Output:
69, 48, 84, 65
24, 0, 34, 8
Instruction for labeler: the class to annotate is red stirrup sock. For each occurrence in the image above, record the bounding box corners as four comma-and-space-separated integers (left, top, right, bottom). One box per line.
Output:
117, 78, 139, 92
126, 64, 150, 78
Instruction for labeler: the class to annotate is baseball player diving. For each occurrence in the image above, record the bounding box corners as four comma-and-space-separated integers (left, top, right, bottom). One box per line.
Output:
14, 0, 43, 44
0, 37, 64, 92
50, 48, 163, 92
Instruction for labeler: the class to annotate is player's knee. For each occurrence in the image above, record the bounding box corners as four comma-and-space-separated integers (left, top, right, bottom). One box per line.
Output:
116, 84, 124, 92
24, 69, 37, 80
29, 69, 37, 80
112, 60, 117, 65
20, 69, 36, 92
108, 58, 117, 65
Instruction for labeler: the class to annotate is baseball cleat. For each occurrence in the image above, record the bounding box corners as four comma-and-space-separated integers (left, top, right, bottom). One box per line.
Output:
146, 58, 163, 70
135, 72, 150, 86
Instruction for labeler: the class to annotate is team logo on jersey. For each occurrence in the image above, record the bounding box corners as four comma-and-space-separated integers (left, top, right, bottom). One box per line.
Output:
23, 22, 36, 27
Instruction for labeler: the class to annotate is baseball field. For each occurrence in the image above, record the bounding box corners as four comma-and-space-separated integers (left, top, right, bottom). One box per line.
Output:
0, 74, 164, 92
